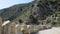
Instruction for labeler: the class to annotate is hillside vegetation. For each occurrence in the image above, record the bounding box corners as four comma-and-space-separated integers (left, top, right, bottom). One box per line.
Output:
0, 0, 60, 23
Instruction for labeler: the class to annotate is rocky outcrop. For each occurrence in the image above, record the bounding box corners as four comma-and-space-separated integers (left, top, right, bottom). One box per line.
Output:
30, 0, 58, 20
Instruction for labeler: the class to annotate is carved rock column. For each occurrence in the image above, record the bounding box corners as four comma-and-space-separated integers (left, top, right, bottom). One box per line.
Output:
2, 20, 10, 34
0, 17, 2, 34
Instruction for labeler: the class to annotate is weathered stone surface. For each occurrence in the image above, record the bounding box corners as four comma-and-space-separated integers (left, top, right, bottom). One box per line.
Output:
0, 17, 2, 34
10, 23, 16, 34
15, 24, 23, 34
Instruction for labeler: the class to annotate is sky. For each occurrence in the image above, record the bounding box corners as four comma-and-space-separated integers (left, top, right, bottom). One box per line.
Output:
0, 0, 33, 9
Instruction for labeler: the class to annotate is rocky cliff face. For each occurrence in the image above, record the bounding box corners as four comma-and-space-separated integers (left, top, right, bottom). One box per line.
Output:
25, 0, 59, 25
30, 0, 58, 20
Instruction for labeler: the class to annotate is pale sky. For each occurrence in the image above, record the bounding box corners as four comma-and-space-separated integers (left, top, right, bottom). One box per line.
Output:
0, 0, 33, 9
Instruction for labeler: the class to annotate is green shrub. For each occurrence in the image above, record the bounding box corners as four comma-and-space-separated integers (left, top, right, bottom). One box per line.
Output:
57, 17, 60, 24
51, 21, 56, 25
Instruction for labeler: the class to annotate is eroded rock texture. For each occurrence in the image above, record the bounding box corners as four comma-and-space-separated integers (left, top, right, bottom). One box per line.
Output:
30, 0, 58, 20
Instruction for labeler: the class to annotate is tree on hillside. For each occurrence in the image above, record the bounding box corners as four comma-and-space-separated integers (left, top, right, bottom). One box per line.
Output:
51, 21, 56, 25
19, 19, 23, 24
